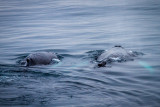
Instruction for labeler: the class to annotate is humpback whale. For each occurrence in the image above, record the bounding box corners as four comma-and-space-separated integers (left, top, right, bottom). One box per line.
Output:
97, 45, 138, 67
21, 52, 59, 66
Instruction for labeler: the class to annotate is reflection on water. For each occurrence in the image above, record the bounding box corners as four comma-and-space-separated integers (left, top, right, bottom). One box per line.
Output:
0, 0, 160, 106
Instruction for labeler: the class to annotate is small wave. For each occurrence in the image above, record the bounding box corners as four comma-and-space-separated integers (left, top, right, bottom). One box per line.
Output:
59, 80, 94, 88
84, 50, 105, 61
0, 64, 62, 78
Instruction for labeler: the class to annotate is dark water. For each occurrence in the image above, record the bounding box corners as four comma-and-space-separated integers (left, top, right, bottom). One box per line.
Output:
0, 0, 160, 106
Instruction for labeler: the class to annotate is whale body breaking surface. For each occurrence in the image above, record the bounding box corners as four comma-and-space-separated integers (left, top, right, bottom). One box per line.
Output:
97, 45, 143, 67
21, 52, 59, 66
20, 46, 143, 67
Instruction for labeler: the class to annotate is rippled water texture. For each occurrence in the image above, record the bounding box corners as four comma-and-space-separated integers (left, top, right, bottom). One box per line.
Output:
0, 0, 160, 106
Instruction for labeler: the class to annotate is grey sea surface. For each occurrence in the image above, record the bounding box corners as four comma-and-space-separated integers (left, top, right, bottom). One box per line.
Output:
0, 0, 160, 106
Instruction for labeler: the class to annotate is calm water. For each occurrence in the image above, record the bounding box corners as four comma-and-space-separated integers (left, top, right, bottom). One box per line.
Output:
0, 0, 160, 106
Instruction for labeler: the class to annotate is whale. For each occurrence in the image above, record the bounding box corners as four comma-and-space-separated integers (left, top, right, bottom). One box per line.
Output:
97, 45, 138, 67
21, 52, 60, 66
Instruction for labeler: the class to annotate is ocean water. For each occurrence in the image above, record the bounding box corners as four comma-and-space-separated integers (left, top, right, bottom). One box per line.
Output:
0, 0, 160, 106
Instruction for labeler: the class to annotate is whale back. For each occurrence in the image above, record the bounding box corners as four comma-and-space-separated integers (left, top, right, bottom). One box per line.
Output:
97, 46, 130, 62
22, 52, 58, 66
